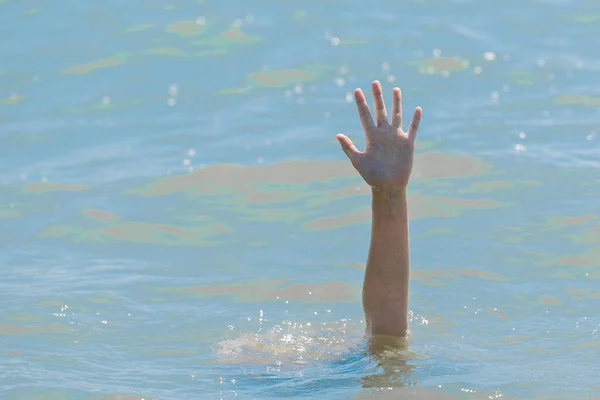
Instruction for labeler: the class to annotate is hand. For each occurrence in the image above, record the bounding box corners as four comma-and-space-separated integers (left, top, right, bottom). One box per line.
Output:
336, 81, 422, 190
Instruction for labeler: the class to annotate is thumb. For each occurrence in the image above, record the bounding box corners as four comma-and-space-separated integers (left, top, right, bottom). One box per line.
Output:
336, 134, 361, 165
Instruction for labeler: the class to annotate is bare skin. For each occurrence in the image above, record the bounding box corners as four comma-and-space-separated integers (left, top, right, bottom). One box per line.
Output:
336, 80, 422, 338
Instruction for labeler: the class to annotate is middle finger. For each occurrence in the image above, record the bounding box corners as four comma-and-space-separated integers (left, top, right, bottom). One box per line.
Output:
371, 81, 388, 127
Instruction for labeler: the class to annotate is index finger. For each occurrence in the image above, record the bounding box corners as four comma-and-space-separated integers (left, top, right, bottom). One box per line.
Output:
354, 88, 375, 132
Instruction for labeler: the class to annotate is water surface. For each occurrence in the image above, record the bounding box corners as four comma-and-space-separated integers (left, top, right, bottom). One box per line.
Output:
1, 0, 600, 399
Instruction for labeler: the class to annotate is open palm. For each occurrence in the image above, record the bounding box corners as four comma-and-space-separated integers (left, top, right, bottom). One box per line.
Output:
336, 81, 422, 189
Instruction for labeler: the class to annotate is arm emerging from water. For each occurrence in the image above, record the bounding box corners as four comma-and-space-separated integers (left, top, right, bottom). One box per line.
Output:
336, 81, 422, 338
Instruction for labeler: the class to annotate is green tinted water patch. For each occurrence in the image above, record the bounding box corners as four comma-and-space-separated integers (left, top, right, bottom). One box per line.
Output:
219, 64, 334, 94
460, 179, 542, 195
0, 203, 22, 219
195, 48, 229, 57
123, 23, 156, 33
550, 214, 597, 227
452, 267, 509, 282
127, 154, 493, 229
411, 57, 469, 75
61, 53, 129, 75
35, 299, 66, 308
227, 189, 329, 224
544, 246, 600, 268
253, 281, 360, 302
4, 313, 42, 323
302, 205, 370, 231
192, 25, 261, 48
565, 287, 600, 301
141, 347, 201, 359
142, 47, 188, 57
422, 226, 454, 237
5, 131, 63, 145
129, 160, 356, 197
555, 94, 600, 107
293, 10, 308, 20
0, 323, 70, 336
175, 278, 360, 302
508, 69, 547, 86
306, 183, 370, 207
238, 207, 311, 223
205, 186, 324, 223
415, 139, 439, 150
39, 224, 83, 238
25, 7, 40, 15
39, 219, 233, 247
563, 221, 600, 246
240, 182, 319, 204
0, 93, 26, 105
410, 268, 457, 286
566, 14, 600, 23
537, 296, 563, 306
302, 192, 500, 231
461, 180, 513, 192
86, 292, 120, 305
81, 208, 120, 222
247, 68, 318, 87
166, 20, 208, 37
336, 39, 370, 45
63, 97, 146, 114
412, 152, 492, 181
175, 278, 288, 299
21, 182, 89, 195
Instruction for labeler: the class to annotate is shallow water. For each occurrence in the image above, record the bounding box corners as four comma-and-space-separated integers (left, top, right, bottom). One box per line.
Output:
1, 0, 600, 399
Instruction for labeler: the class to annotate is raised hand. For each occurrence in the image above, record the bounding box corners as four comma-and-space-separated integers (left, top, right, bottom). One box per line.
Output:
336, 81, 422, 190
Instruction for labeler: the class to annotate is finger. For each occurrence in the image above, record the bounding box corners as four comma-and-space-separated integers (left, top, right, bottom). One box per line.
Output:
371, 80, 388, 127
336, 133, 362, 166
391, 87, 402, 129
354, 88, 375, 133
407, 107, 422, 143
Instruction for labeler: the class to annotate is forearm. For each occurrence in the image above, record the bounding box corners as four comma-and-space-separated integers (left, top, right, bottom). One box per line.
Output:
362, 187, 410, 337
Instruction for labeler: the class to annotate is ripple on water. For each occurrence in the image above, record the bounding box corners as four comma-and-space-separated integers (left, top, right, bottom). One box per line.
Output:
21, 182, 89, 194
15, 152, 497, 246
61, 54, 129, 75
0, 203, 22, 219
39, 220, 233, 246
555, 94, 600, 107
219, 66, 333, 94
123, 23, 155, 33
0, 93, 27, 105
177, 279, 360, 303
166, 20, 208, 37
192, 25, 262, 48
130, 152, 490, 197
414, 57, 470, 75
81, 208, 120, 222
303, 192, 500, 231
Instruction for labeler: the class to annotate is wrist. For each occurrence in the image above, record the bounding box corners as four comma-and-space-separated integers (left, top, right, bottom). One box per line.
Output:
371, 186, 408, 218
371, 185, 408, 197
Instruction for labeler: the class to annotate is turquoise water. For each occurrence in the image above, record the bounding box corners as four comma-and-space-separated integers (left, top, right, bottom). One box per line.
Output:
2, 0, 600, 399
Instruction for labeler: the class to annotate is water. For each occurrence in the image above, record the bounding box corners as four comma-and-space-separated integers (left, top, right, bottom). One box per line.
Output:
1, 0, 600, 399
